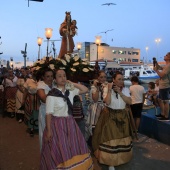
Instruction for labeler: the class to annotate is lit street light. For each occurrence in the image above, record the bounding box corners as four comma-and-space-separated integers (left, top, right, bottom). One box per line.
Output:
37, 37, 43, 61
45, 28, 53, 60
94, 36, 102, 75
155, 38, 161, 60
145, 46, 149, 64
77, 42, 82, 57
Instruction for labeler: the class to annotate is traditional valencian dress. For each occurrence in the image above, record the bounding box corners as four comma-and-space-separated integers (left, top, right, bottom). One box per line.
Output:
92, 87, 133, 167
85, 83, 107, 141
3, 76, 18, 115
40, 87, 93, 170
24, 78, 39, 131
15, 77, 27, 120
37, 81, 52, 150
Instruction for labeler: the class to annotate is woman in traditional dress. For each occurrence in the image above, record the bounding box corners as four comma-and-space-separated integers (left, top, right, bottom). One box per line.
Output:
40, 69, 93, 170
37, 68, 54, 150
2, 69, 18, 118
85, 70, 107, 145
92, 71, 133, 170
15, 68, 29, 123
23, 71, 39, 136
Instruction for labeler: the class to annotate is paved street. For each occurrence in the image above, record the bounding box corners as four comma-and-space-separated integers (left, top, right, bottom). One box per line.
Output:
0, 115, 170, 170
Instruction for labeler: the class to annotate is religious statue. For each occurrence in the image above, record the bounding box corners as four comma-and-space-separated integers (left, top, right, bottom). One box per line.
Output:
58, 12, 78, 59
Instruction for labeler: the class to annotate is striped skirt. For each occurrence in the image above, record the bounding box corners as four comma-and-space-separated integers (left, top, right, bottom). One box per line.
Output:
24, 93, 39, 125
15, 90, 24, 114
92, 107, 133, 166
4, 87, 17, 113
85, 102, 104, 141
40, 115, 93, 170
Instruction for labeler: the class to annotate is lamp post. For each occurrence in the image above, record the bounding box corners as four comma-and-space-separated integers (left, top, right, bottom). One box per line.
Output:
94, 36, 101, 75
45, 28, 53, 60
145, 46, 149, 64
155, 38, 161, 60
37, 37, 43, 61
77, 42, 82, 57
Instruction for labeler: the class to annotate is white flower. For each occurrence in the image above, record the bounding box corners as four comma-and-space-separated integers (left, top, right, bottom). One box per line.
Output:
49, 64, 55, 70
74, 56, 79, 61
42, 56, 47, 61
82, 68, 89, 72
82, 58, 88, 61
70, 68, 76, 72
73, 62, 79, 66
36, 60, 41, 64
59, 67, 66, 69
35, 66, 41, 70
65, 54, 70, 62
61, 59, 67, 66
40, 60, 45, 64
56, 58, 61, 61
88, 67, 94, 71
82, 62, 88, 65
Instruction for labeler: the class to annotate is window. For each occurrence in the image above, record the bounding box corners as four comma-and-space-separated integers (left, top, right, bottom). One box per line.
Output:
118, 50, 126, 54
112, 50, 116, 54
132, 59, 138, 62
132, 52, 139, 55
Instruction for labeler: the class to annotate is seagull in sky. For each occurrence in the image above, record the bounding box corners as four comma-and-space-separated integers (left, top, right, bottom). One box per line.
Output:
101, 3, 117, 6
99, 29, 114, 34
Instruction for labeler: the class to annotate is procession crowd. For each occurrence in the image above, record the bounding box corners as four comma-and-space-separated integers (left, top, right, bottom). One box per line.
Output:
0, 52, 170, 170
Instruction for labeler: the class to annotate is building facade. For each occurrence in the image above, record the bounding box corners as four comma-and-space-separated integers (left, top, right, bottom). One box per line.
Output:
89, 43, 140, 63
74, 42, 140, 63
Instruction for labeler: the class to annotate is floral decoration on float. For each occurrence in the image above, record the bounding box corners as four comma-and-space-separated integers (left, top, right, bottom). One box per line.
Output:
32, 54, 95, 83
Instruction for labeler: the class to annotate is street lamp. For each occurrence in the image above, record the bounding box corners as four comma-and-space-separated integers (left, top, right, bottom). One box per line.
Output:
155, 38, 161, 60
145, 46, 149, 64
77, 42, 82, 57
45, 28, 53, 60
37, 37, 43, 61
94, 36, 102, 75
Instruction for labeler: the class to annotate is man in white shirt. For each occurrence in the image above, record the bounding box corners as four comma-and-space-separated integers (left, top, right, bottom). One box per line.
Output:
129, 76, 145, 131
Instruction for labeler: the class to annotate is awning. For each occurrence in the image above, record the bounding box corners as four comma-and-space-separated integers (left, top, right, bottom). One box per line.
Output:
105, 62, 123, 68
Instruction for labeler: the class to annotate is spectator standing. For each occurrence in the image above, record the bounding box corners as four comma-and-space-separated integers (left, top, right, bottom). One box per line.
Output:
154, 52, 170, 121
129, 76, 145, 131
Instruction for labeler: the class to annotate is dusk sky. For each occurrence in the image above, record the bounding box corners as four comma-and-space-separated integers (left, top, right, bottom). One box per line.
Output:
0, 0, 170, 63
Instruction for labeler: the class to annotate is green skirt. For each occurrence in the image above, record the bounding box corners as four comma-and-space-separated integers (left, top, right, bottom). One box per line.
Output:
92, 107, 133, 166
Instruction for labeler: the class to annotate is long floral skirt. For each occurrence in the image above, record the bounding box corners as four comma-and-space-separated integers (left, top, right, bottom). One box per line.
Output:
92, 107, 133, 166
40, 115, 93, 170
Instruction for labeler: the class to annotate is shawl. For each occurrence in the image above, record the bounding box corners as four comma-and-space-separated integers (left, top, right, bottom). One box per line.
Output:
48, 88, 73, 115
